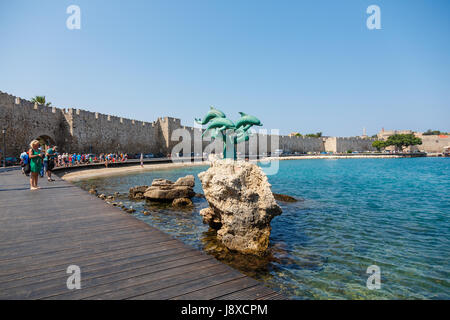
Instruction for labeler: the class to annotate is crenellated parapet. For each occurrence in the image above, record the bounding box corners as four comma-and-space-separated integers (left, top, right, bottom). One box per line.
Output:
0, 90, 380, 157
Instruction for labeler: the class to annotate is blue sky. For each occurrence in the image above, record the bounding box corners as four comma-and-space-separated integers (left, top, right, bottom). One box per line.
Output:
0, 0, 449, 136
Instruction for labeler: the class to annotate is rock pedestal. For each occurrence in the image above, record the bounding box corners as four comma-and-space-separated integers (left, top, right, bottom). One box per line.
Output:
198, 159, 282, 256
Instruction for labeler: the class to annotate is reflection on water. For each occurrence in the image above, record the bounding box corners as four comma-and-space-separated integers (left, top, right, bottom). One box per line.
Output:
74, 158, 450, 299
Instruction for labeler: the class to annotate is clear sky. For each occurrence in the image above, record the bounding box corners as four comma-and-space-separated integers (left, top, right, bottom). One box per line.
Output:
0, 0, 449, 136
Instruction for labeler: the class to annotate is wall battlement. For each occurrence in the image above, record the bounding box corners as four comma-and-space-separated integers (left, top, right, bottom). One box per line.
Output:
0, 90, 382, 157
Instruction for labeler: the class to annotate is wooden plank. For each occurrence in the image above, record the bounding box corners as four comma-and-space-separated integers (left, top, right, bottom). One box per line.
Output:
0, 235, 174, 274
48, 256, 224, 300
214, 284, 277, 300
86, 264, 233, 300
34, 255, 217, 300
257, 292, 286, 300
0, 230, 166, 262
170, 276, 261, 300
0, 243, 189, 286
2, 249, 204, 295
131, 270, 246, 300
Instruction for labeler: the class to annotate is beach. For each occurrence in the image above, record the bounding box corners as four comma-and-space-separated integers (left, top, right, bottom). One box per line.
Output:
61, 161, 210, 182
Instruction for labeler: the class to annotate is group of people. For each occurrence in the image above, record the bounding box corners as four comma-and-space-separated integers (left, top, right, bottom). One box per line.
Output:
19, 140, 131, 190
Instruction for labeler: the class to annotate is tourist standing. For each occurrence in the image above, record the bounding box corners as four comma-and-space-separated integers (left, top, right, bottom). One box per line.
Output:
44, 145, 56, 182
140, 153, 144, 167
38, 147, 44, 177
28, 140, 43, 190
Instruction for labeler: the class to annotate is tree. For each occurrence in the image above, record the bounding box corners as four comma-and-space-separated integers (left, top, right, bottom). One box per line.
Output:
31, 96, 52, 107
372, 140, 386, 152
294, 133, 303, 137
305, 132, 322, 138
385, 134, 422, 151
423, 129, 449, 136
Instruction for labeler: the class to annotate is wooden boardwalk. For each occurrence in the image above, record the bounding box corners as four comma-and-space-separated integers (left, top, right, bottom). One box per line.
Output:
0, 168, 283, 300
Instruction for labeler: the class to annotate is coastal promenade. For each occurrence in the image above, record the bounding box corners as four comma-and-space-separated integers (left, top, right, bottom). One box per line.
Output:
0, 168, 283, 300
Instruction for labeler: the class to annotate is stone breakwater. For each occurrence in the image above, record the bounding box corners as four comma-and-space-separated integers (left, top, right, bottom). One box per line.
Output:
198, 159, 282, 256
129, 175, 197, 207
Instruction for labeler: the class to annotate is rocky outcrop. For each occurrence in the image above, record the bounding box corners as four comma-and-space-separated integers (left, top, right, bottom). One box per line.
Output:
198, 159, 282, 256
129, 185, 149, 200
174, 175, 195, 187
143, 175, 196, 201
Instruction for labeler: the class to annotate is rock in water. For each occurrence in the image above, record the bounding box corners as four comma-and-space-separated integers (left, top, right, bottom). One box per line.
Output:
273, 193, 298, 202
129, 185, 149, 200
144, 175, 195, 201
172, 197, 193, 207
174, 175, 195, 187
198, 159, 282, 256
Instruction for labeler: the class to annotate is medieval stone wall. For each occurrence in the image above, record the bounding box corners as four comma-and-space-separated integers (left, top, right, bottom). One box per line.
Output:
334, 137, 376, 153
0, 92, 70, 157
0, 90, 390, 158
414, 135, 450, 153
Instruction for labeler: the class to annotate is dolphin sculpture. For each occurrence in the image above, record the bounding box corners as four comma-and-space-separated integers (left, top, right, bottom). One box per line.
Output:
235, 129, 251, 144
202, 117, 235, 138
195, 106, 226, 125
235, 112, 262, 129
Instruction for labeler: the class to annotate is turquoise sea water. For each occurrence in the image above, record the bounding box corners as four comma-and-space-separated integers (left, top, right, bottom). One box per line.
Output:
75, 158, 450, 299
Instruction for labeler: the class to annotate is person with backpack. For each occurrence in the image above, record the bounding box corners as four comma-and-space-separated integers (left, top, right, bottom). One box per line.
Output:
20, 150, 30, 176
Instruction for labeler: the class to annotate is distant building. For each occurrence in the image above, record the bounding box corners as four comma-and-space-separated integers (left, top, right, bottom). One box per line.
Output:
377, 128, 414, 140
360, 127, 368, 139
377, 128, 450, 153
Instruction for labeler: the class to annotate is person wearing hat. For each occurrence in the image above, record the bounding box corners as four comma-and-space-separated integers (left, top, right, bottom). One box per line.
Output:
28, 140, 44, 190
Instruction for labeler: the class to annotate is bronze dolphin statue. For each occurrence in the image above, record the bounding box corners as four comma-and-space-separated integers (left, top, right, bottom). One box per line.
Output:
235, 112, 262, 129
202, 117, 235, 138
195, 106, 226, 125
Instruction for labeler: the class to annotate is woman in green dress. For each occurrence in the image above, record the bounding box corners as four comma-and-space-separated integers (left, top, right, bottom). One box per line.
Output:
28, 140, 43, 190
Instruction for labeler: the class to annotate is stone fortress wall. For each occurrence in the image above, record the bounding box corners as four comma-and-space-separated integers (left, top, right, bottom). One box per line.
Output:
0, 90, 388, 157
412, 135, 450, 153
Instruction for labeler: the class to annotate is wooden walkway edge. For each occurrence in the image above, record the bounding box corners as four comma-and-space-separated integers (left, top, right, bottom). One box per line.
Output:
0, 168, 283, 300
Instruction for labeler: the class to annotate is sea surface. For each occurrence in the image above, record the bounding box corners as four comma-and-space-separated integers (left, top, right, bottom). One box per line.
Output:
74, 158, 450, 299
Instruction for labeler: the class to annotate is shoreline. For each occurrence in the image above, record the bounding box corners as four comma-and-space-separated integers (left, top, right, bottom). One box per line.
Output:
60, 153, 430, 182
61, 161, 210, 182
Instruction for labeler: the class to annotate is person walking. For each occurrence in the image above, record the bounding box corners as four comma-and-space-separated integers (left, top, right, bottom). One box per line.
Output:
28, 140, 43, 190
20, 150, 30, 175
140, 152, 144, 167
